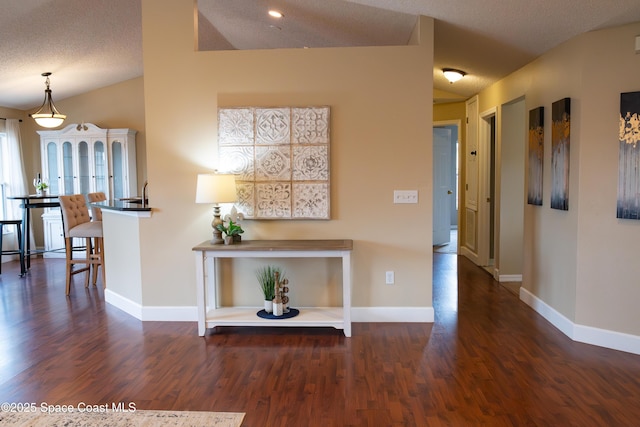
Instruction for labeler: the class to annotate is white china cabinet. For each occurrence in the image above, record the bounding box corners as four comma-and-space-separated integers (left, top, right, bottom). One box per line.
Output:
38, 123, 137, 257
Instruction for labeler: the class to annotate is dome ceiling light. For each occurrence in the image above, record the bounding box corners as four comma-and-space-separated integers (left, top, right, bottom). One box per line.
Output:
442, 68, 466, 84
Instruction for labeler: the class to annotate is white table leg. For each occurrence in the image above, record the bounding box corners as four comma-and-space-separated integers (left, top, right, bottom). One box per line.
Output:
342, 250, 352, 337
195, 251, 206, 336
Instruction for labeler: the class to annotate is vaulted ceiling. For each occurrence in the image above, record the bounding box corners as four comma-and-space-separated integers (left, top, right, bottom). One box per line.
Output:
2, 0, 640, 110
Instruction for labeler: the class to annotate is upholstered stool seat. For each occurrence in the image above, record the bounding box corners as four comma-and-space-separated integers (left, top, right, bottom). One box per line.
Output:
0, 219, 25, 276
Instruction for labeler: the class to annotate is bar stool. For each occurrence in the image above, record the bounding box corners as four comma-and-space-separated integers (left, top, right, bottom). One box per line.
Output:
58, 195, 104, 295
0, 219, 25, 276
86, 192, 107, 286
87, 192, 107, 221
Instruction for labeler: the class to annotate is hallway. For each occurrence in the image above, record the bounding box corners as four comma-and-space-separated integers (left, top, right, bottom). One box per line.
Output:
1, 256, 640, 426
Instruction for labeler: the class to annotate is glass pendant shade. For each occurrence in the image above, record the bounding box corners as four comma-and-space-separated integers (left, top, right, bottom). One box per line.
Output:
31, 73, 66, 128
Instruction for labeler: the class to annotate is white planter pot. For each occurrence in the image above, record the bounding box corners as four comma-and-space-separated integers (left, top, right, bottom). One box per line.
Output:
264, 300, 273, 313
273, 302, 283, 316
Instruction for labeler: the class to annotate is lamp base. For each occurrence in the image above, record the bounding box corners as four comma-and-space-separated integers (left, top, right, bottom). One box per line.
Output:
211, 205, 224, 244
211, 230, 224, 245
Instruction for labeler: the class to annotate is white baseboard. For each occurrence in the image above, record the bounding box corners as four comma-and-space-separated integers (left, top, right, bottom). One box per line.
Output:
105, 290, 197, 321
351, 307, 434, 323
520, 287, 640, 355
496, 273, 522, 282
105, 289, 143, 320
105, 290, 434, 324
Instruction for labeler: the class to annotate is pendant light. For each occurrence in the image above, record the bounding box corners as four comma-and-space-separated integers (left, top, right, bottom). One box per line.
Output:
30, 72, 66, 128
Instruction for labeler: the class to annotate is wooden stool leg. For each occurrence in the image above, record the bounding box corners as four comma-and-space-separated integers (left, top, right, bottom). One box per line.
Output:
92, 237, 105, 288
100, 238, 105, 288
91, 237, 99, 287
65, 237, 73, 295
84, 238, 91, 288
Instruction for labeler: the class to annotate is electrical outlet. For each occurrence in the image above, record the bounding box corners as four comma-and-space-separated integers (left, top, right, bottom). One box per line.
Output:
385, 271, 394, 285
393, 190, 418, 204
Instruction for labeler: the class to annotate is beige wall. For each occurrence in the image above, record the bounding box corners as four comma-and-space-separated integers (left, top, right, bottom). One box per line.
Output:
53, 77, 147, 188
479, 21, 640, 336
497, 98, 525, 277
573, 24, 640, 334
138, 0, 434, 310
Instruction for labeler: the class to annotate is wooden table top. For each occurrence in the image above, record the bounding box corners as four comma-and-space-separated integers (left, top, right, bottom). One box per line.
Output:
192, 239, 353, 252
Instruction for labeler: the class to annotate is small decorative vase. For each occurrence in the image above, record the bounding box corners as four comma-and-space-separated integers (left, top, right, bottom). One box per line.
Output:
233, 234, 242, 243
264, 300, 273, 313
36, 189, 42, 196
223, 235, 233, 245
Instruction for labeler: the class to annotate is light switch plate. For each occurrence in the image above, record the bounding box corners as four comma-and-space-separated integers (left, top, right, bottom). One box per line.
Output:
385, 271, 394, 284
394, 190, 418, 204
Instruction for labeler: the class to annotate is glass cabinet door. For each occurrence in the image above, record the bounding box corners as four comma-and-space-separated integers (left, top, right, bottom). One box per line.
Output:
78, 140, 90, 195
46, 141, 59, 195
112, 141, 124, 199
62, 141, 74, 195
93, 141, 107, 195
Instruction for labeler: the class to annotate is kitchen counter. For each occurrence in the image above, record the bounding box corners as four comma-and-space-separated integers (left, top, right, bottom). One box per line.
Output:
91, 200, 152, 212
97, 202, 153, 316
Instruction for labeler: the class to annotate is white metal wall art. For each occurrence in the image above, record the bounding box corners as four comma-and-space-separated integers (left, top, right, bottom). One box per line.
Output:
218, 106, 330, 219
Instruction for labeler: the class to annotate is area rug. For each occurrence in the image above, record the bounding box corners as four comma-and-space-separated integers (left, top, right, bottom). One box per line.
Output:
0, 409, 245, 426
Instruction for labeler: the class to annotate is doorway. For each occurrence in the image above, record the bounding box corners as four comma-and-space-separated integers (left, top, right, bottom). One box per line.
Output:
478, 110, 496, 267
433, 122, 460, 254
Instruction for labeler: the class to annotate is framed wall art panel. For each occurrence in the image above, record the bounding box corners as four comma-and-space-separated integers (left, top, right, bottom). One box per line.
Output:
218, 106, 331, 220
528, 106, 544, 206
617, 91, 640, 219
551, 98, 570, 211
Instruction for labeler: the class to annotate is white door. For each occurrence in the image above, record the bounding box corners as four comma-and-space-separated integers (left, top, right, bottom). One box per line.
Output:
433, 128, 452, 246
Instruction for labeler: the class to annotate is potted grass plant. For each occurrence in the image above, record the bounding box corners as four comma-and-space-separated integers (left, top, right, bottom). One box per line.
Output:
256, 265, 284, 313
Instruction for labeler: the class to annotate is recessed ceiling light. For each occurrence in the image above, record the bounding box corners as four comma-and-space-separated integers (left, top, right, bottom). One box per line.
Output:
268, 10, 283, 18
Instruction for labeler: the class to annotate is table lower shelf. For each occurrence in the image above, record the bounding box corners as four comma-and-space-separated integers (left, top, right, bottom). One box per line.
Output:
204, 307, 346, 332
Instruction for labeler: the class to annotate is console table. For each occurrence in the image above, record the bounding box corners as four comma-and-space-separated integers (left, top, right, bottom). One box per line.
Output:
192, 239, 353, 337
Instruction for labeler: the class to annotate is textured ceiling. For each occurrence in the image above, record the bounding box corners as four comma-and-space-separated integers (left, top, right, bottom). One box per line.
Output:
1, 0, 640, 111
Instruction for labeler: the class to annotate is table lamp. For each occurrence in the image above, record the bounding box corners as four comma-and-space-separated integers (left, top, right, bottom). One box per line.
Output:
195, 173, 237, 244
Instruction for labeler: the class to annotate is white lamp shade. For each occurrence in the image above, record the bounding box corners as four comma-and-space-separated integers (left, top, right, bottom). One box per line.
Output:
32, 114, 66, 128
195, 173, 237, 204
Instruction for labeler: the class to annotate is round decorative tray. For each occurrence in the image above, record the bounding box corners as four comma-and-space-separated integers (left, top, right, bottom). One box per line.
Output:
256, 308, 300, 319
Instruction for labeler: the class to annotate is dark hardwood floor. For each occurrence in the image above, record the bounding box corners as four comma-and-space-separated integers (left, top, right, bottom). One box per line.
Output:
1, 255, 640, 426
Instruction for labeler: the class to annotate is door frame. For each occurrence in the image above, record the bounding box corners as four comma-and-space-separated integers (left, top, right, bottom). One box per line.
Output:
478, 107, 497, 268
434, 120, 462, 254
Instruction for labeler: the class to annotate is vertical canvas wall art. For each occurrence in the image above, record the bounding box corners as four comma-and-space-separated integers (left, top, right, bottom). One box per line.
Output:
617, 91, 640, 219
527, 106, 544, 206
218, 106, 331, 219
551, 98, 570, 210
